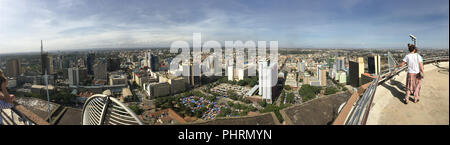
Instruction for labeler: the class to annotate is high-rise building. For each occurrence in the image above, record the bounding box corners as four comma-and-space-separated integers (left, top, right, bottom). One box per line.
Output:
316, 65, 321, 80
368, 55, 381, 75
6, 59, 22, 77
319, 68, 327, 87
338, 71, 347, 84
182, 63, 190, 86
68, 67, 88, 86
107, 57, 121, 72
304, 72, 310, 85
238, 68, 245, 81
330, 62, 337, 79
258, 60, 267, 96
150, 54, 160, 72
228, 65, 234, 81
258, 59, 277, 104
297, 62, 305, 73
182, 63, 201, 88
349, 57, 364, 87
94, 59, 108, 80
68, 67, 80, 86
191, 63, 201, 87
40, 40, 54, 75
336, 57, 346, 71
328, 58, 335, 69
53, 55, 65, 72
86, 53, 95, 75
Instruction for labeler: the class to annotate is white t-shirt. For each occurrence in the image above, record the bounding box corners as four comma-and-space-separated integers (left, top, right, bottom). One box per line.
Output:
402, 53, 423, 74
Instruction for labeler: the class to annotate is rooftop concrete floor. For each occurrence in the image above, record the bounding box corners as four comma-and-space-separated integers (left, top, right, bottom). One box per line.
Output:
366, 62, 449, 125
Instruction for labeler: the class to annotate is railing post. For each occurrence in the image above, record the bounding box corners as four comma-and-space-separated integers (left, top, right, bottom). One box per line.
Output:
99, 97, 111, 125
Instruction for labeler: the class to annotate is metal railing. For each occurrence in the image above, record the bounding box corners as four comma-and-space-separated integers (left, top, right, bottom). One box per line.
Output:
0, 107, 35, 125
345, 76, 379, 125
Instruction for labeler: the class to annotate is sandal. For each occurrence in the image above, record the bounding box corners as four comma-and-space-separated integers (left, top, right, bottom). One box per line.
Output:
403, 98, 409, 104
414, 98, 420, 103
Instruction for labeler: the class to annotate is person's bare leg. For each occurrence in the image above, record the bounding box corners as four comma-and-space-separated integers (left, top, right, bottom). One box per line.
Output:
414, 79, 421, 103
405, 89, 410, 104
405, 75, 410, 104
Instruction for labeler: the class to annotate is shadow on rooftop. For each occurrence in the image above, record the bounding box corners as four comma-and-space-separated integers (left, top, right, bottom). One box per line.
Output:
433, 64, 449, 74
381, 80, 407, 104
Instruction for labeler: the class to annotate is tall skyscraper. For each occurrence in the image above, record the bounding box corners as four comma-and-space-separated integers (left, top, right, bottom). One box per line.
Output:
368, 55, 381, 75
191, 63, 201, 87
94, 59, 108, 80
228, 65, 234, 81
328, 57, 335, 69
68, 67, 80, 86
320, 68, 327, 87
40, 40, 53, 75
238, 68, 245, 81
107, 57, 121, 72
150, 54, 160, 72
182, 63, 191, 89
6, 59, 22, 77
258, 60, 267, 96
316, 65, 321, 80
349, 57, 364, 87
86, 53, 95, 75
304, 72, 310, 85
336, 57, 346, 71
258, 59, 277, 104
181, 62, 201, 88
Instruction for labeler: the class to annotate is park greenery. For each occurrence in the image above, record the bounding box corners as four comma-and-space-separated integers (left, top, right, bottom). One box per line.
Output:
283, 85, 291, 90
129, 105, 143, 115
285, 92, 295, 104
298, 84, 321, 102
153, 90, 219, 118
217, 102, 257, 117
259, 103, 291, 123
218, 76, 258, 87
226, 90, 239, 101
21, 90, 77, 105
324, 86, 340, 95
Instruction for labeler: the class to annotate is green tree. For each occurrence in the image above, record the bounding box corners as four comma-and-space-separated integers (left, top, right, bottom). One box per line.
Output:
128, 105, 143, 115
283, 85, 291, 90
299, 84, 321, 102
226, 90, 239, 100
237, 80, 247, 86
325, 87, 339, 95
260, 103, 291, 123
258, 100, 267, 107
286, 92, 295, 104
50, 91, 77, 105
218, 107, 232, 117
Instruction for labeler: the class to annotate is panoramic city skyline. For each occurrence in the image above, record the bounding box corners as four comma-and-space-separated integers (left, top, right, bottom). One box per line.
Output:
0, 0, 448, 54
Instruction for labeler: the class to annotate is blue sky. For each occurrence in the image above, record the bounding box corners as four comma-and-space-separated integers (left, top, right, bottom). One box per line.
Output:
0, 0, 448, 53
